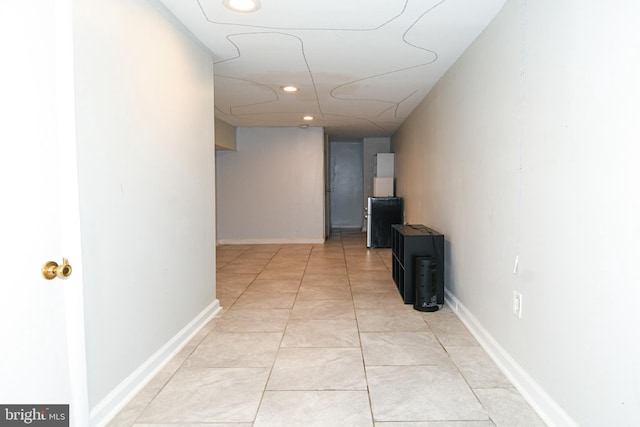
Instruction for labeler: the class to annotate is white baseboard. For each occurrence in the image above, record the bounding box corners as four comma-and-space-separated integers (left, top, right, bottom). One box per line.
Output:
90, 299, 222, 427
217, 237, 325, 245
444, 289, 578, 427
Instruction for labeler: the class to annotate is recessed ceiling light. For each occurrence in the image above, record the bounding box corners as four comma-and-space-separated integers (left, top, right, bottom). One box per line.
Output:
281, 86, 299, 93
223, 0, 261, 13
303, 116, 314, 121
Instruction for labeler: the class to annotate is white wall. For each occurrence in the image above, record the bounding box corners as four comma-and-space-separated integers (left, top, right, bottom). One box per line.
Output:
73, 0, 217, 421
392, 0, 640, 426
216, 127, 325, 244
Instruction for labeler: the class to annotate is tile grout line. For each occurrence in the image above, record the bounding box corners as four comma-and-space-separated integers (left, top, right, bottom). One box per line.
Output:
339, 229, 379, 426
251, 243, 312, 425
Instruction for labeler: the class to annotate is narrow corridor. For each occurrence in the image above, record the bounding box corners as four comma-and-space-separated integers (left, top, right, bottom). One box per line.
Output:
109, 229, 544, 426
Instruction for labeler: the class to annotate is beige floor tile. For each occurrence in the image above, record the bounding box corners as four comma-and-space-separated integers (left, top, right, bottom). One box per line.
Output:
306, 270, 348, 278
235, 252, 276, 261
356, 309, 430, 332
360, 331, 450, 366
349, 270, 394, 281
301, 276, 351, 287
352, 287, 400, 300
310, 251, 345, 260
256, 269, 305, 280
267, 347, 366, 390
244, 244, 281, 253
134, 424, 252, 427
233, 289, 297, 309
213, 308, 291, 332
374, 422, 495, 427
184, 332, 282, 368
267, 255, 309, 263
290, 299, 356, 320
347, 263, 389, 271
136, 367, 269, 424
276, 244, 313, 253
350, 279, 399, 294
218, 263, 265, 274
216, 282, 251, 300
254, 391, 373, 427
366, 365, 489, 422
246, 279, 301, 293
217, 299, 236, 313
446, 346, 512, 389
216, 272, 257, 286
282, 319, 360, 347
425, 314, 479, 348
107, 388, 159, 427
110, 234, 542, 427
353, 292, 405, 309
306, 258, 346, 267
474, 388, 546, 427
297, 283, 353, 300
261, 262, 307, 273
217, 244, 252, 252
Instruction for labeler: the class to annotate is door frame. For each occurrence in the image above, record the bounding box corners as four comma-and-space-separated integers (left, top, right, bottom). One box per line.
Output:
56, 0, 90, 423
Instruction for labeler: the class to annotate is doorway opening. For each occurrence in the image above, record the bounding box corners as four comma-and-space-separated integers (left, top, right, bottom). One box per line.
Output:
328, 140, 364, 230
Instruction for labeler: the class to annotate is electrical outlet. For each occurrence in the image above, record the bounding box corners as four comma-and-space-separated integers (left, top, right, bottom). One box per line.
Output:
512, 291, 523, 318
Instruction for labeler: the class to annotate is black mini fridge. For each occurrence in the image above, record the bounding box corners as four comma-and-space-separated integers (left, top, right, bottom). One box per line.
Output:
366, 197, 403, 248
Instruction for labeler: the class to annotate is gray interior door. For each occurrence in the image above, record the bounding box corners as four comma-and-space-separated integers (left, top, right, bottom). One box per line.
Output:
329, 141, 364, 228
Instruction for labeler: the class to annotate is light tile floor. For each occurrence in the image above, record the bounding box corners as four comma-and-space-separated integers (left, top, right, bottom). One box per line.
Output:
109, 229, 546, 427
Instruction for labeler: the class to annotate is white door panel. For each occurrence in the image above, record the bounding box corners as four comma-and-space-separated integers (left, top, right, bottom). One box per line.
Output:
0, 1, 88, 425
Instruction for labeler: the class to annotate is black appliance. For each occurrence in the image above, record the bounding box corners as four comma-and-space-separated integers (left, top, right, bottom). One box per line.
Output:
366, 197, 403, 248
414, 256, 439, 312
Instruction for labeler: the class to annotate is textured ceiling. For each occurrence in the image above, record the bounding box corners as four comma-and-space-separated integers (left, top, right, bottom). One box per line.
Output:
159, 0, 506, 138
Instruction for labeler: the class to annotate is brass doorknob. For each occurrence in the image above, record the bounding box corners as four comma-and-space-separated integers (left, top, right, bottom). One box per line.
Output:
42, 258, 72, 280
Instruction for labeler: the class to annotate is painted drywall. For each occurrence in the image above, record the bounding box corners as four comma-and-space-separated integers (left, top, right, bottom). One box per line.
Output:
215, 118, 236, 151
216, 127, 325, 244
392, 0, 640, 426
73, 0, 217, 415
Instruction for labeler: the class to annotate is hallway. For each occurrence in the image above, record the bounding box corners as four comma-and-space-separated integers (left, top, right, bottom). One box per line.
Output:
109, 229, 545, 426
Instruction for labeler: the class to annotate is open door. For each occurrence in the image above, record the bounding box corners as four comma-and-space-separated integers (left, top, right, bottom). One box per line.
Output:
0, 1, 89, 425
